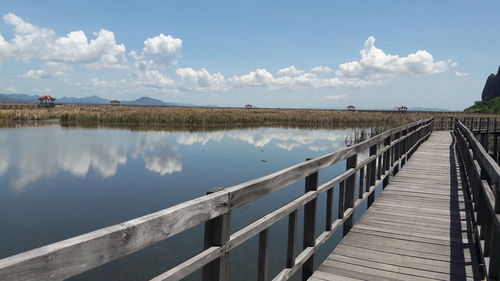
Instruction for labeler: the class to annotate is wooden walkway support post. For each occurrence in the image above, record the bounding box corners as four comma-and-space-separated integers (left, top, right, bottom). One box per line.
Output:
286, 210, 297, 268
393, 132, 400, 175
258, 228, 270, 281
203, 188, 230, 281
343, 155, 357, 235
382, 136, 391, 188
367, 144, 377, 208
302, 159, 318, 281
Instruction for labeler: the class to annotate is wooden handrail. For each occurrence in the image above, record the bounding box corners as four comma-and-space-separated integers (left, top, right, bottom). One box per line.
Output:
454, 119, 500, 281
0, 118, 434, 281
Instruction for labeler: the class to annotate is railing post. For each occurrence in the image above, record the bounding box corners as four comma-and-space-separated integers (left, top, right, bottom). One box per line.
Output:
401, 129, 407, 167
393, 132, 401, 175
343, 154, 357, 235
302, 159, 318, 281
203, 188, 230, 281
258, 228, 270, 281
367, 144, 377, 208
286, 210, 297, 268
383, 136, 391, 188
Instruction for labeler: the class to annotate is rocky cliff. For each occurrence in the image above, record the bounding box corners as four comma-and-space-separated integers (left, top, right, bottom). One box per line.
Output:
482, 66, 500, 101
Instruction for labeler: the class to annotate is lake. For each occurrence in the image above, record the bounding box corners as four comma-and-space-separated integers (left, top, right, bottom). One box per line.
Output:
0, 123, 379, 280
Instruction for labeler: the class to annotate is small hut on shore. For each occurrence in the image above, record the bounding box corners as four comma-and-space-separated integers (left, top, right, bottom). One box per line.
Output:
347, 105, 356, 111
398, 105, 408, 112
245, 104, 253, 109
38, 95, 56, 107
111, 99, 120, 105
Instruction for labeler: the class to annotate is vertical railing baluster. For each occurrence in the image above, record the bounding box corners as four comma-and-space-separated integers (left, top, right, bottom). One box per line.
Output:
302, 162, 318, 281
401, 129, 407, 167
367, 144, 377, 208
393, 132, 401, 175
358, 167, 365, 199
286, 210, 297, 268
326, 188, 333, 231
383, 136, 391, 188
377, 154, 382, 180
344, 155, 357, 235
203, 188, 230, 281
258, 228, 270, 281
338, 181, 345, 220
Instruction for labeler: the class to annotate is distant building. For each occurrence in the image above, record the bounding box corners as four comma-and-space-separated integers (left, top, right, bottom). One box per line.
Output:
38, 95, 56, 107
245, 104, 253, 109
398, 105, 408, 112
111, 99, 121, 105
347, 105, 356, 111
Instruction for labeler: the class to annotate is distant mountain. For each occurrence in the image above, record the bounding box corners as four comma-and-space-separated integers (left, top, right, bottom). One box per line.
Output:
0, 93, 194, 107
122, 97, 169, 106
58, 95, 110, 104
0, 93, 39, 103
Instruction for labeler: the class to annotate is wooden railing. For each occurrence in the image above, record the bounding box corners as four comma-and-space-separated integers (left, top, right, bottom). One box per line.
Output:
0, 118, 434, 281
434, 116, 500, 132
454, 119, 500, 281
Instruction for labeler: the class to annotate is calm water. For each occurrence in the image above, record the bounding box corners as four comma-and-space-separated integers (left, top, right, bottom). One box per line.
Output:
0, 124, 379, 280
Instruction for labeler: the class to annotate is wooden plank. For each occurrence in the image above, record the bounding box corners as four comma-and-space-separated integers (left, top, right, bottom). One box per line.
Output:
331, 245, 480, 277
310, 131, 483, 281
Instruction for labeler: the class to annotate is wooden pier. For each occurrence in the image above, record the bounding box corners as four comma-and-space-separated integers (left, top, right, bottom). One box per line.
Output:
0, 117, 499, 281
310, 131, 481, 280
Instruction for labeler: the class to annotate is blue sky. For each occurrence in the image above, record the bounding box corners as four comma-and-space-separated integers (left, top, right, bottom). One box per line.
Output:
0, 1, 499, 110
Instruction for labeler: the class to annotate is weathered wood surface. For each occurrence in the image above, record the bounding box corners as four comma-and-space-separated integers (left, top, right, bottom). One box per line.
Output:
310, 131, 482, 281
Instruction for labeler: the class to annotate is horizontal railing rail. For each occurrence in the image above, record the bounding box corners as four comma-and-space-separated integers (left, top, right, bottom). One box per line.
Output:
454, 119, 500, 281
0, 118, 435, 281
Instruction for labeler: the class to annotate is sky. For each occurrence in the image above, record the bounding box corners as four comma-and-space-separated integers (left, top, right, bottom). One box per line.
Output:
0, 1, 499, 110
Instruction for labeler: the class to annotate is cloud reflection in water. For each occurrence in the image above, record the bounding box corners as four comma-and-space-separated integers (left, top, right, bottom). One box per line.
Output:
0, 126, 358, 191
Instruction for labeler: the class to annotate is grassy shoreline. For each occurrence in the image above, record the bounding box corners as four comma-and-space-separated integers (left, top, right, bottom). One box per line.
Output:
0, 103, 495, 128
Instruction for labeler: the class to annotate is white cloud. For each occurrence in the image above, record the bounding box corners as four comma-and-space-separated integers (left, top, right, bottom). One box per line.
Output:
0, 33, 12, 59
455, 71, 469, 77
325, 94, 347, 100
277, 65, 305, 76
229, 68, 275, 87
336, 37, 455, 80
0, 15, 456, 95
311, 66, 333, 73
176, 67, 227, 91
143, 33, 182, 65
22, 62, 72, 79
2, 13, 127, 69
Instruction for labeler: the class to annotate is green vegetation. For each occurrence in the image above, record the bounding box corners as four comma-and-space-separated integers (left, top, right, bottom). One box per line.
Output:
0, 104, 493, 128
465, 97, 500, 114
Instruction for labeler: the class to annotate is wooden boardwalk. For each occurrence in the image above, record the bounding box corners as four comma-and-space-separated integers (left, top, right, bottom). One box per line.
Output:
310, 131, 482, 281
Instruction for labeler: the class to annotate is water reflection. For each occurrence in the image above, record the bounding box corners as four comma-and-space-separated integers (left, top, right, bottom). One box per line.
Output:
0, 123, 377, 281
175, 128, 348, 151
0, 124, 370, 192
0, 125, 182, 191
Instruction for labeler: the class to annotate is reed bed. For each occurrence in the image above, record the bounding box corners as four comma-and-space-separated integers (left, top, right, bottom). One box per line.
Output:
0, 104, 494, 128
